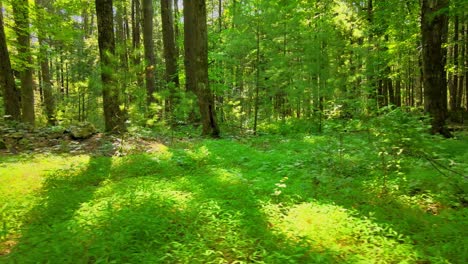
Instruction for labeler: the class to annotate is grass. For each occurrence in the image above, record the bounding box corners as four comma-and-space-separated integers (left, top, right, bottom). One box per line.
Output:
0, 131, 467, 263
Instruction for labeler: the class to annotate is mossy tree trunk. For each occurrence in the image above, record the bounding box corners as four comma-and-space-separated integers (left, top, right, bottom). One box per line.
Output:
13, 0, 35, 125
0, 3, 21, 121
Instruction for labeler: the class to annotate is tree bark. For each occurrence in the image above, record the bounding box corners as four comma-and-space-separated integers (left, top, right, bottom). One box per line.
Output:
421, 0, 451, 137
395, 79, 402, 107
0, 3, 21, 121
457, 19, 464, 109
174, 0, 180, 63
450, 15, 459, 110
161, 0, 179, 113
131, 0, 143, 89
96, 0, 126, 132
143, 0, 157, 107
183, 0, 220, 137
13, 0, 35, 125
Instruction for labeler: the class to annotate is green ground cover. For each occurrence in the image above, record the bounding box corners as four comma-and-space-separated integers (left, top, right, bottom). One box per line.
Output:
0, 131, 467, 263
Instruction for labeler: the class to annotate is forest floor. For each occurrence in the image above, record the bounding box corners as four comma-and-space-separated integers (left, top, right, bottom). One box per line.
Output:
0, 128, 467, 263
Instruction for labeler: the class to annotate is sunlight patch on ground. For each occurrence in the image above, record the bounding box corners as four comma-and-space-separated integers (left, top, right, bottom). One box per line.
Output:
0, 155, 90, 197
146, 142, 170, 155
73, 177, 194, 229
211, 168, 249, 185
262, 201, 425, 263
302, 135, 328, 145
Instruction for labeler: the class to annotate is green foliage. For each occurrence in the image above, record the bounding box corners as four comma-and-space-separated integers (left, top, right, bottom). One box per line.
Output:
1, 132, 466, 263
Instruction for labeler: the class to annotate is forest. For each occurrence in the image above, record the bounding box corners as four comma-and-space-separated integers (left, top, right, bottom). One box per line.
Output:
0, 0, 467, 263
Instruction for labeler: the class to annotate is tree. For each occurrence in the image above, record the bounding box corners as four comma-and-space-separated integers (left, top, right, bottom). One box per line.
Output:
142, 0, 157, 108
96, 0, 126, 132
0, 2, 21, 121
12, 0, 35, 125
421, 0, 451, 137
35, 0, 56, 125
160, 0, 179, 114
184, 0, 220, 137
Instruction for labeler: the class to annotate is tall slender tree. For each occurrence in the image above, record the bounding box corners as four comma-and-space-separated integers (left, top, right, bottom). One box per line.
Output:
35, 0, 56, 125
183, 0, 220, 137
96, 0, 126, 132
13, 0, 35, 125
421, 0, 451, 137
161, 0, 179, 114
142, 0, 157, 108
0, 2, 21, 121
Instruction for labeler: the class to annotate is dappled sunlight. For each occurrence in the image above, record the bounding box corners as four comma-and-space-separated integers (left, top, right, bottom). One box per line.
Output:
0, 155, 91, 197
262, 201, 428, 263
302, 135, 329, 145
332, 0, 365, 39
70, 177, 195, 236
1, 134, 466, 263
211, 168, 249, 185
146, 141, 171, 156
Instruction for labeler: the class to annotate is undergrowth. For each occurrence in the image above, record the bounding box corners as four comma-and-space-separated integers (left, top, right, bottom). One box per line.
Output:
0, 115, 467, 263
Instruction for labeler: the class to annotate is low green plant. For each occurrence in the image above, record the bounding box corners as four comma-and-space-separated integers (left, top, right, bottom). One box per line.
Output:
0, 132, 466, 263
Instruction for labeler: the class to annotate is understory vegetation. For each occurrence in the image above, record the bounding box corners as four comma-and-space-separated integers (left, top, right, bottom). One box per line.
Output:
1, 115, 467, 264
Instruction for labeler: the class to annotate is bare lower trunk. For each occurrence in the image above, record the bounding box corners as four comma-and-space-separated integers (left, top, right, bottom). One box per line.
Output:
161, 0, 179, 114
143, 0, 157, 108
183, 0, 219, 137
421, 0, 451, 137
96, 0, 126, 132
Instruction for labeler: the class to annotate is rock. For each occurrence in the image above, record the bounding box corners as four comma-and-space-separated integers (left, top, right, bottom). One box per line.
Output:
69, 122, 97, 139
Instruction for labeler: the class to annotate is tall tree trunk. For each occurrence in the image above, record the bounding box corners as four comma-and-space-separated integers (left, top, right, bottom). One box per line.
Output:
131, 0, 143, 92
395, 79, 402, 107
253, 13, 260, 135
450, 15, 459, 110
36, 0, 56, 125
421, 0, 451, 137
13, 0, 35, 125
174, 0, 180, 63
161, 0, 179, 114
116, 1, 129, 70
183, 0, 220, 137
96, 0, 126, 132
459, 19, 466, 110
0, 3, 21, 121
143, 0, 157, 108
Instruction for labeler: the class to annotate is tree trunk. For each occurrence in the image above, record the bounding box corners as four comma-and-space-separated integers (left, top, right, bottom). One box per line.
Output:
395, 79, 402, 107
36, 0, 56, 125
421, 0, 451, 137
143, 0, 157, 108
183, 0, 220, 137
96, 0, 126, 132
460, 19, 466, 110
253, 14, 260, 135
174, 0, 180, 64
13, 0, 35, 125
450, 15, 459, 110
131, 0, 143, 89
457, 20, 464, 109
0, 3, 21, 121
161, 0, 179, 114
